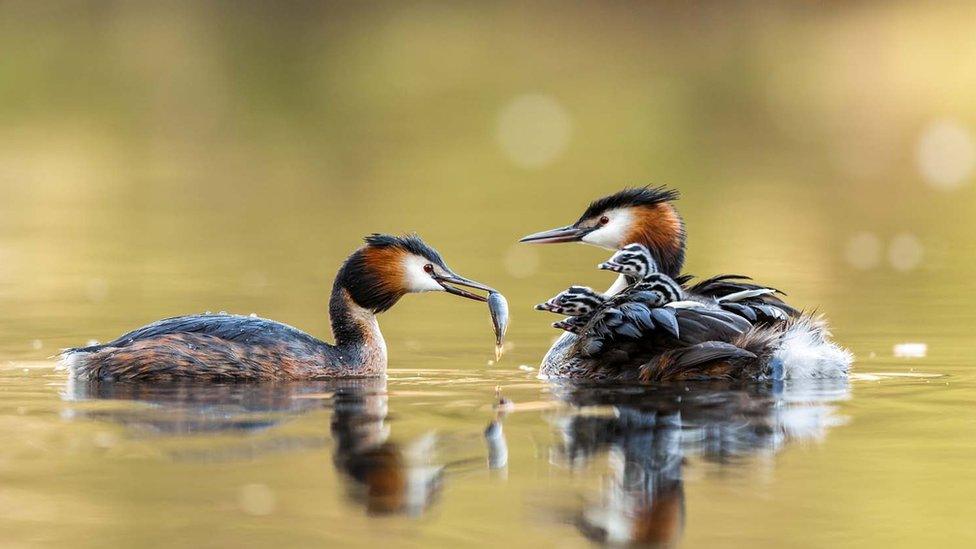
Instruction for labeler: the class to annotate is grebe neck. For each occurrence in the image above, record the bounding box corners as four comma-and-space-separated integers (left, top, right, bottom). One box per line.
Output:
625, 203, 686, 278
328, 285, 387, 375
606, 274, 631, 296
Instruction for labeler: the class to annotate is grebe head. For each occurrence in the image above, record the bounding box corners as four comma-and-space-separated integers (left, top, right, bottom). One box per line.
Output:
597, 243, 657, 278
339, 234, 493, 313
535, 286, 605, 316
553, 315, 589, 334
519, 186, 686, 277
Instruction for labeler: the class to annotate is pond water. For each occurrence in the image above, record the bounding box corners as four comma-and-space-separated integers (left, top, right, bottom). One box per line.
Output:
1, 188, 974, 548
3, 3, 976, 546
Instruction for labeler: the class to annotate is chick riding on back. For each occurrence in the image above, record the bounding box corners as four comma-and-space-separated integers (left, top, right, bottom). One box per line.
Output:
521, 186, 852, 382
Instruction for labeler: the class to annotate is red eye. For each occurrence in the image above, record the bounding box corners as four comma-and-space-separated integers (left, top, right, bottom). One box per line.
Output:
599, 215, 609, 225
423, 263, 435, 274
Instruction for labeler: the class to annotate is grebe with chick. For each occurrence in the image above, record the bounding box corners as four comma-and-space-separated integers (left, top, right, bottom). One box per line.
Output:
60, 234, 495, 381
521, 186, 851, 382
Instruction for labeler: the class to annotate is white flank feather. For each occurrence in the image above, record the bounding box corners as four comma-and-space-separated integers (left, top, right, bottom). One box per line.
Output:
56, 350, 90, 379
770, 318, 853, 379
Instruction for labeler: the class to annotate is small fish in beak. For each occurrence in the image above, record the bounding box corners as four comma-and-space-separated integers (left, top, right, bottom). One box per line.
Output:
487, 292, 509, 361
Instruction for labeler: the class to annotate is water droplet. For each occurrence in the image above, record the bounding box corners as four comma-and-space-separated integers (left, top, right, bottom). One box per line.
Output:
893, 342, 927, 358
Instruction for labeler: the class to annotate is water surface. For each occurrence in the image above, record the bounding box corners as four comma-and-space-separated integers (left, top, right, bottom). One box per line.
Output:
2, 2, 976, 546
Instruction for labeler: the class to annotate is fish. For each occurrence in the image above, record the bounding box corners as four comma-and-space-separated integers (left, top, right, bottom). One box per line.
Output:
487, 291, 509, 360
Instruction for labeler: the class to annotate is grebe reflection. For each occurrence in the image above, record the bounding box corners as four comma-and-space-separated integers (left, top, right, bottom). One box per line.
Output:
62, 379, 446, 516
547, 379, 849, 545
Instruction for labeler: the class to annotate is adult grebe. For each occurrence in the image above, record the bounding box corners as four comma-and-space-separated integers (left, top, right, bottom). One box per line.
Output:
60, 234, 494, 381
520, 187, 851, 382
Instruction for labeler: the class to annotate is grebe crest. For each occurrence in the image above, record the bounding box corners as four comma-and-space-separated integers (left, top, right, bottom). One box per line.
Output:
520, 186, 685, 278
338, 233, 492, 313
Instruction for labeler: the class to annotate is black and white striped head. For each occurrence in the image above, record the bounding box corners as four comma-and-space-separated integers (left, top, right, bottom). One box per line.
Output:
630, 274, 683, 305
535, 286, 606, 316
553, 316, 590, 334
597, 243, 657, 279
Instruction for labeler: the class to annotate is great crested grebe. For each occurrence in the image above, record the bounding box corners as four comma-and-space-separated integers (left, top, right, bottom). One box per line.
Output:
521, 186, 851, 382
60, 234, 494, 381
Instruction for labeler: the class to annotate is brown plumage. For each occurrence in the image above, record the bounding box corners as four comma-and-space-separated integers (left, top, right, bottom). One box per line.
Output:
60, 234, 494, 381
625, 202, 686, 279
67, 332, 346, 382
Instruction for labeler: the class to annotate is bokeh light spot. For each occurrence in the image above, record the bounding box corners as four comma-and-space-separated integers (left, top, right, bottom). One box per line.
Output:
844, 232, 882, 270
916, 119, 975, 190
888, 233, 923, 272
496, 94, 572, 169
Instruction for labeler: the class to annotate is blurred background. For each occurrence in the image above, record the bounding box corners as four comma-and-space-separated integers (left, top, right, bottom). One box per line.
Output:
2, 3, 976, 547
1, 0, 975, 365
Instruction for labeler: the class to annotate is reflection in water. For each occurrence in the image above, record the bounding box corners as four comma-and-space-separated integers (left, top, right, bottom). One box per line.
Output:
548, 380, 849, 545
59, 376, 849, 544
62, 379, 444, 516
329, 383, 443, 516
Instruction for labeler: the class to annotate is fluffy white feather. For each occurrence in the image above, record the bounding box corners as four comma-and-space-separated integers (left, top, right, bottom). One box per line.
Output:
57, 350, 90, 379
771, 318, 852, 379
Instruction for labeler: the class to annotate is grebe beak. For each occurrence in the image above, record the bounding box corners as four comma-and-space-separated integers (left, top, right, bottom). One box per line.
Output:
433, 273, 492, 302
518, 224, 593, 244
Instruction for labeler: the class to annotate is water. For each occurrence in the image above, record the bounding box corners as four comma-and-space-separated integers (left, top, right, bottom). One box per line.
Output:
3, 361, 973, 547
3, 2, 976, 546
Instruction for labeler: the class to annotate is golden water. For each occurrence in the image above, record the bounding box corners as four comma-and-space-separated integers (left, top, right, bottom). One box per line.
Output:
2, 2, 976, 547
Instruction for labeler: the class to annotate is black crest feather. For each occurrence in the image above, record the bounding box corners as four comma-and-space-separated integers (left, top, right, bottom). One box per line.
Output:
363, 233, 448, 269
576, 186, 680, 224
334, 233, 449, 314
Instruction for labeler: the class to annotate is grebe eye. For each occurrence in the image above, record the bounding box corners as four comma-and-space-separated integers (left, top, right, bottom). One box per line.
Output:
423, 263, 435, 274
599, 215, 609, 225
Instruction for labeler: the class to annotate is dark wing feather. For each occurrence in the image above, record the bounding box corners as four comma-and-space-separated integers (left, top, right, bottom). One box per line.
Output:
720, 302, 757, 321
618, 302, 655, 330
649, 307, 680, 338
686, 274, 799, 319
675, 308, 751, 345
573, 303, 753, 370
643, 341, 757, 382
72, 314, 324, 352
